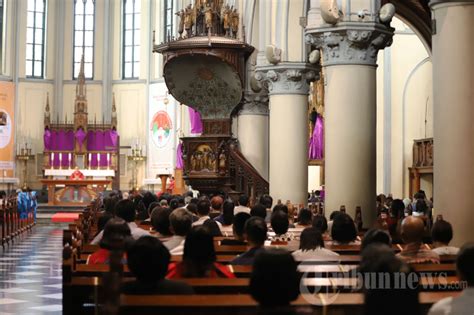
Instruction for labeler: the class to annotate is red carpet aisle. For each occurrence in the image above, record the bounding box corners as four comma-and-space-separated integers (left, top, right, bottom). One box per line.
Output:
0, 224, 66, 314
51, 213, 80, 223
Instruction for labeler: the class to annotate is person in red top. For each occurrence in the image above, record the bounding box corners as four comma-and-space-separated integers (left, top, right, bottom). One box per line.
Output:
167, 226, 235, 278
87, 218, 131, 265
70, 166, 85, 180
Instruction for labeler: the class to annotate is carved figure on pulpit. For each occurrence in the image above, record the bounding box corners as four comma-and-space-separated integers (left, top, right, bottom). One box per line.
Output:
184, 4, 195, 37
222, 5, 231, 36
202, 148, 210, 170
218, 151, 226, 174
209, 152, 217, 172
191, 154, 197, 171
176, 9, 185, 38
230, 8, 239, 38
195, 152, 203, 170
214, 0, 224, 12
204, 4, 213, 31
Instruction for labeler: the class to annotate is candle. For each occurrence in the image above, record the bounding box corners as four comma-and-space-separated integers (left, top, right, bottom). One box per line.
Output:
69, 153, 72, 169
51, 152, 54, 168
88, 153, 92, 169
97, 153, 101, 167
107, 153, 110, 166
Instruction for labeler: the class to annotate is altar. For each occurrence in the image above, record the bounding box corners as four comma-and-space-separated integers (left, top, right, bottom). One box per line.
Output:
41, 178, 111, 206
42, 55, 120, 191
44, 169, 115, 178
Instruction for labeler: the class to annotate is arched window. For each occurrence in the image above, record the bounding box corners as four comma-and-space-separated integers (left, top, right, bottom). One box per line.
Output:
73, 0, 95, 79
26, 0, 47, 78
164, 0, 173, 40
122, 0, 140, 79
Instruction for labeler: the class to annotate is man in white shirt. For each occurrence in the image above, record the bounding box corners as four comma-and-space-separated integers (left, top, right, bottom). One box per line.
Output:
91, 199, 150, 245
164, 208, 192, 252
192, 199, 221, 228
428, 243, 474, 315
234, 194, 251, 215
431, 219, 459, 256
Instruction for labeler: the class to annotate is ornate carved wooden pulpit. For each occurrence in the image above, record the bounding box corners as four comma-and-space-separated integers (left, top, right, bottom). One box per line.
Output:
154, 0, 265, 197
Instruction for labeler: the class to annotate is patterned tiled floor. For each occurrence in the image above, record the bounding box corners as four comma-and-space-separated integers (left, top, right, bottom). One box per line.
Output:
0, 224, 66, 314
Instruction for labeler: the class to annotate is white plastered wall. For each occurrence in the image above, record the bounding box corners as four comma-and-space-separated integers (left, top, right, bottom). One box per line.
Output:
376, 17, 433, 199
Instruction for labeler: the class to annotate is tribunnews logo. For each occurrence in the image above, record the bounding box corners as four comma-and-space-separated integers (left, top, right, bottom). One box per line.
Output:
298, 259, 467, 306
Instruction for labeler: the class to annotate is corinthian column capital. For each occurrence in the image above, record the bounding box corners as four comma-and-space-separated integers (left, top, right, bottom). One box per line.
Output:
254, 62, 320, 96
306, 22, 394, 66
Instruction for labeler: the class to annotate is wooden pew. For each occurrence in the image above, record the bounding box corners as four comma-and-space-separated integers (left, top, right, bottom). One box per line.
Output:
0, 196, 35, 248
118, 292, 462, 315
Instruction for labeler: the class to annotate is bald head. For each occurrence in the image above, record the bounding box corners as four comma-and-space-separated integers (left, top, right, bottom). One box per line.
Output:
401, 216, 425, 243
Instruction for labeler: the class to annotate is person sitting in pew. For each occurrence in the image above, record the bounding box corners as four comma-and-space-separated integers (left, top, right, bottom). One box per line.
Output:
93, 212, 113, 239
327, 210, 341, 236
312, 214, 329, 237
270, 210, 295, 242
151, 206, 173, 242
331, 212, 360, 245
214, 200, 234, 227
271, 204, 296, 228
167, 226, 235, 278
249, 249, 299, 309
431, 219, 459, 256
295, 208, 313, 228
164, 208, 193, 253
361, 244, 421, 315
428, 243, 474, 315
87, 218, 132, 264
192, 199, 222, 228
122, 236, 194, 295
91, 199, 151, 245
150, 206, 173, 242
234, 194, 251, 215
220, 212, 250, 246
258, 194, 273, 223
209, 195, 224, 218
250, 203, 267, 220
361, 228, 392, 251
291, 227, 339, 261
203, 219, 223, 237
397, 216, 440, 264
231, 217, 268, 265
141, 201, 160, 223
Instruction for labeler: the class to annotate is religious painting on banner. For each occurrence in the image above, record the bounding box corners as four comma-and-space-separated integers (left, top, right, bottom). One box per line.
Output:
148, 83, 177, 178
0, 82, 15, 177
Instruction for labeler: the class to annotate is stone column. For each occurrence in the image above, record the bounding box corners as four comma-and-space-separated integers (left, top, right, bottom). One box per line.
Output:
431, 0, 474, 245
306, 23, 393, 226
256, 63, 318, 205
238, 93, 269, 180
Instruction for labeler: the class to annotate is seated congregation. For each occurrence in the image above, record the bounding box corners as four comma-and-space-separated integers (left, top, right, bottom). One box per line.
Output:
62, 190, 473, 314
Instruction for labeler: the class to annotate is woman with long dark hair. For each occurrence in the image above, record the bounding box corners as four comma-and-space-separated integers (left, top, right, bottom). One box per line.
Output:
167, 226, 235, 278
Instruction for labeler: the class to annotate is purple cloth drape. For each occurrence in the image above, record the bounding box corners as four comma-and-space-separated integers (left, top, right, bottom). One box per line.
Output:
107, 129, 118, 148
188, 107, 203, 134
87, 130, 117, 151
309, 115, 324, 159
176, 142, 184, 169
44, 129, 52, 150
75, 128, 86, 150
49, 130, 74, 151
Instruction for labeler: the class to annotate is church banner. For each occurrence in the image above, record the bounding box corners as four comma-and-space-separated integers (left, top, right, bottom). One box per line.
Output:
0, 82, 15, 177
147, 83, 177, 178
